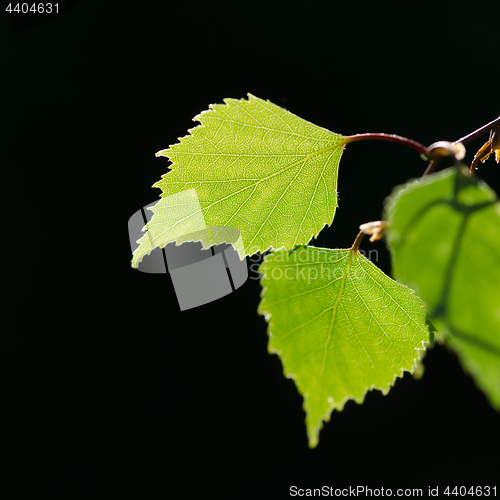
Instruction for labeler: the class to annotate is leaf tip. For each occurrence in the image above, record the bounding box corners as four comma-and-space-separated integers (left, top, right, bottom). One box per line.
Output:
307, 437, 319, 449
306, 420, 320, 449
155, 149, 169, 158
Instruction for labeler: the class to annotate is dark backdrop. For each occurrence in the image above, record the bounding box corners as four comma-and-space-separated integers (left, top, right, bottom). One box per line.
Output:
3, 0, 499, 498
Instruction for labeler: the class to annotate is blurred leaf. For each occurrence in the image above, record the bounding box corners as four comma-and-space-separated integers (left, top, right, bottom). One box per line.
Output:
385, 167, 500, 409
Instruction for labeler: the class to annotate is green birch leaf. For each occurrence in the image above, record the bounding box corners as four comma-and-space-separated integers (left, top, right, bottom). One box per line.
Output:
385, 166, 500, 409
132, 94, 345, 268
258, 246, 429, 447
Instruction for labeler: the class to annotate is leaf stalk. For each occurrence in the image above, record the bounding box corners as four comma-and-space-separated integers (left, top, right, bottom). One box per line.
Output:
342, 133, 429, 158
351, 231, 365, 253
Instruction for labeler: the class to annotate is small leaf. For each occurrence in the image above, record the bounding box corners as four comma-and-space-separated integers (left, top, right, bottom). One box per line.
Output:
258, 246, 429, 447
132, 94, 345, 268
385, 166, 500, 409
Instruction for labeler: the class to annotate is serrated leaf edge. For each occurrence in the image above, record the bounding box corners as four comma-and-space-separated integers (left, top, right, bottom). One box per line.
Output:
258, 247, 429, 447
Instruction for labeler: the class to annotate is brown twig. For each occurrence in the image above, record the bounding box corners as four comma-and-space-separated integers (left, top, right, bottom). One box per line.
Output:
342, 133, 429, 158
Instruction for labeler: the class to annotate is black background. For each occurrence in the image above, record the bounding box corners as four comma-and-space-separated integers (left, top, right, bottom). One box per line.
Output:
3, 0, 499, 498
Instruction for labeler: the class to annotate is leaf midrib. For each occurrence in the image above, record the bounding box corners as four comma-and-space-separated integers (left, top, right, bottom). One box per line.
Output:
198, 114, 344, 143
147, 144, 342, 255
313, 250, 354, 420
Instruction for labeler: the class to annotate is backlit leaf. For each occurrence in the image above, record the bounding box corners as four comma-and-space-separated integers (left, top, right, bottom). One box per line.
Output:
258, 246, 429, 447
132, 94, 345, 268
